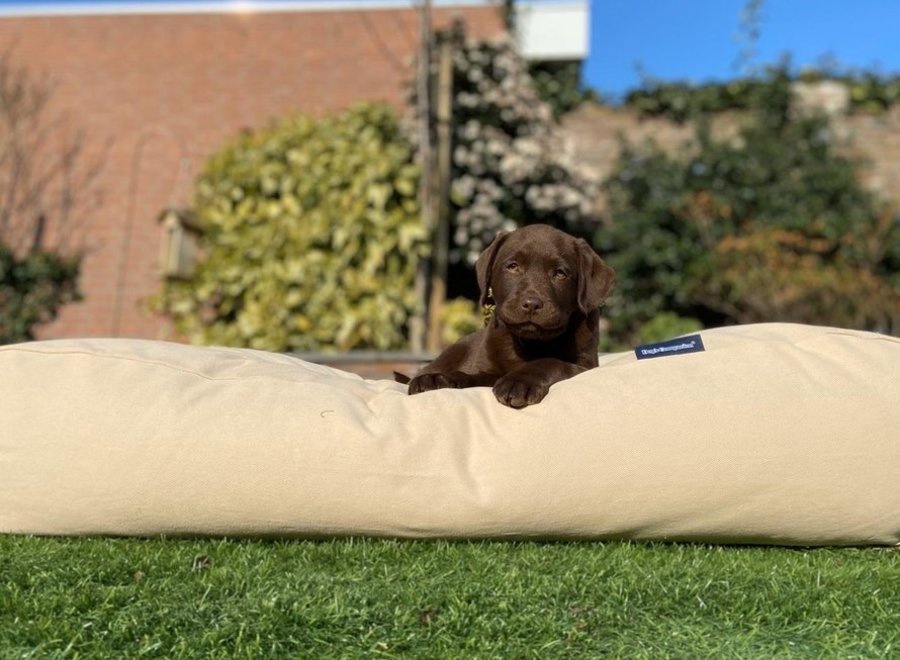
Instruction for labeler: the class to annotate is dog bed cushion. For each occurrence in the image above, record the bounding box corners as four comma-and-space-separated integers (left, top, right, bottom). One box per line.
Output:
1, 322, 898, 545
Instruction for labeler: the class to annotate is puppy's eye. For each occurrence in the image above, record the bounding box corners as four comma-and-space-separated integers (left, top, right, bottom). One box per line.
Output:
553, 268, 569, 280
505, 261, 519, 272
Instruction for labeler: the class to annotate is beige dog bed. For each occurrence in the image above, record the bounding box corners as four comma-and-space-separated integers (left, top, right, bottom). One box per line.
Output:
1, 323, 898, 545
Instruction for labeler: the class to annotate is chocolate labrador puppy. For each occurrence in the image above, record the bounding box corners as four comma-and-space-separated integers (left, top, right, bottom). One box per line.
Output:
408, 224, 615, 408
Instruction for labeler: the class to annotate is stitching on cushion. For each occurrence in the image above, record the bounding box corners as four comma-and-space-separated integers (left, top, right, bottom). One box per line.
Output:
0, 346, 329, 385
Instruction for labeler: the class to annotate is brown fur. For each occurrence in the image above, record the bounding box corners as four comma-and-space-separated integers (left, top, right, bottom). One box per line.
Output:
408, 224, 615, 408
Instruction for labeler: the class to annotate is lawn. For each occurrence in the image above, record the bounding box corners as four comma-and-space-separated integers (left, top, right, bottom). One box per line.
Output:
1, 536, 897, 657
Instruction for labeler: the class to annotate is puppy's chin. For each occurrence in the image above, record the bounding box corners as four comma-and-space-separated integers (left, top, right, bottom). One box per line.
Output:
499, 317, 566, 341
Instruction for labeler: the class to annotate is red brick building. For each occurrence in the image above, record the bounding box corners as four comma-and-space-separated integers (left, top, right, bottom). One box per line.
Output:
0, 1, 506, 339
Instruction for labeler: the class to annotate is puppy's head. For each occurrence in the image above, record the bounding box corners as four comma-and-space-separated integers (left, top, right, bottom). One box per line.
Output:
475, 224, 615, 340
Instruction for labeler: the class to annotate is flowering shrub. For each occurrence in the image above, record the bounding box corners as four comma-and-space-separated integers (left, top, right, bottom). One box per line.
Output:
414, 32, 599, 267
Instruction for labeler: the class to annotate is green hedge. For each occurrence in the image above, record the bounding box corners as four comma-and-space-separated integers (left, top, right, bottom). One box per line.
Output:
0, 244, 80, 344
157, 103, 426, 352
600, 76, 899, 347
624, 66, 900, 123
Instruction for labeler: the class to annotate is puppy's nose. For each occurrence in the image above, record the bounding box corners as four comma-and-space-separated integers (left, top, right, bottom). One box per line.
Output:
521, 296, 544, 313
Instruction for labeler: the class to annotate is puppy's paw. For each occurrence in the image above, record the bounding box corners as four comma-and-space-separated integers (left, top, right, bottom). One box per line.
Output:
492, 374, 551, 409
408, 371, 468, 395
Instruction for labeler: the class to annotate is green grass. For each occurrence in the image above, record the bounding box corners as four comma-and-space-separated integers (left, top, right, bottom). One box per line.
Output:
1, 537, 898, 658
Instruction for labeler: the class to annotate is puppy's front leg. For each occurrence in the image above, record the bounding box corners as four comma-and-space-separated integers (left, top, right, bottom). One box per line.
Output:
409, 370, 473, 394
407, 332, 499, 395
493, 359, 587, 409
408, 370, 499, 394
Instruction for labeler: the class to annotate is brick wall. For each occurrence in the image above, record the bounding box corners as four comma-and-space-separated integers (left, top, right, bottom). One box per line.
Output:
0, 4, 504, 340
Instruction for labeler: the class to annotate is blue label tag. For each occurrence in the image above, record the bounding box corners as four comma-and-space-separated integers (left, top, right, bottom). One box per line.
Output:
635, 334, 705, 360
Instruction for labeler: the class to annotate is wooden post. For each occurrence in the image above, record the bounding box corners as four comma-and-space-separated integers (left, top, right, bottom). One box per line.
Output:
410, 0, 433, 354
426, 38, 454, 352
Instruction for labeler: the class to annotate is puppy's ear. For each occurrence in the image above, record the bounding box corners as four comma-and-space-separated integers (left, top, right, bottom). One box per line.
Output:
576, 239, 616, 314
475, 231, 510, 307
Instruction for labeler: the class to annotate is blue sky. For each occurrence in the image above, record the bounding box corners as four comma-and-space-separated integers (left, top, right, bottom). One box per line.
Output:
587, 0, 900, 100
3, 0, 900, 100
